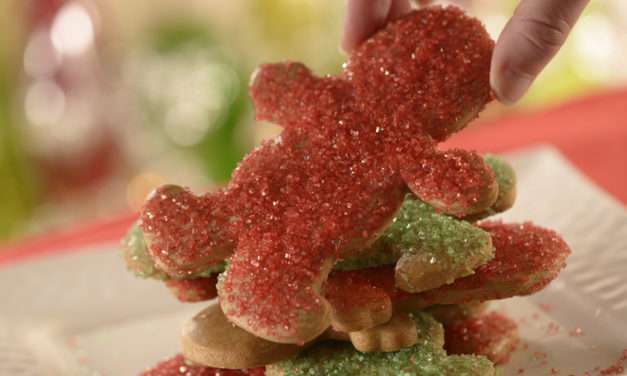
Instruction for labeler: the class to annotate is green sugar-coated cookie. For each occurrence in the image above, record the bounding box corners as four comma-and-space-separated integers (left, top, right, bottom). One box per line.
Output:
268, 311, 493, 375
266, 341, 495, 376
122, 221, 225, 280
466, 155, 516, 221
338, 197, 494, 293
121, 222, 169, 280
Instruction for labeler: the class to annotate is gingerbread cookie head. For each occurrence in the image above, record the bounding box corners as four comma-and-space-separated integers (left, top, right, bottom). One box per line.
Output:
344, 6, 494, 142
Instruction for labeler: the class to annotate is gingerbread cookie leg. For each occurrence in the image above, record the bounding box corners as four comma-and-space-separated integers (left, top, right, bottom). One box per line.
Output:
400, 149, 498, 218
346, 311, 444, 353
219, 229, 335, 344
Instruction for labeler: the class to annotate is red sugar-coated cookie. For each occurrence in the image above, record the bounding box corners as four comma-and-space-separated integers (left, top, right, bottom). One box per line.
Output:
165, 275, 218, 303
323, 222, 569, 321
141, 6, 495, 344
401, 221, 570, 308
138, 354, 264, 376
444, 312, 519, 365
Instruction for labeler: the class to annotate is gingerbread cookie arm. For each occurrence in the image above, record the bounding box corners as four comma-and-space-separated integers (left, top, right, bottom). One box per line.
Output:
250, 62, 345, 129
140, 185, 235, 278
400, 149, 498, 218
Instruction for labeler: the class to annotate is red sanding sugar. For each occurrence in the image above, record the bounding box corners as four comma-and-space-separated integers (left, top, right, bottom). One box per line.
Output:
599, 349, 627, 375
325, 267, 408, 312
165, 275, 218, 303
444, 311, 519, 365
139, 354, 264, 376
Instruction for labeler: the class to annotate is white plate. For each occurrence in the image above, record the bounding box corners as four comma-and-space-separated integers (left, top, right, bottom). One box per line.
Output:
1, 146, 626, 376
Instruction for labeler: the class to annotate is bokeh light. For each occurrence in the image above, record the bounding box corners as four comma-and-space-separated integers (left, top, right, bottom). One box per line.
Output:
24, 79, 66, 127
24, 29, 61, 78
572, 13, 620, 83
51, 2, 95, 56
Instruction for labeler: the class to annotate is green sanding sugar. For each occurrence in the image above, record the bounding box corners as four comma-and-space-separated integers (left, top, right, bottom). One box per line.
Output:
121, 221, 225, 280
483, 155, 514, 199
194, 262, 226, 277
334, 244, 400, 270
336, 196, 493, 273
267, 341, 495, 376
121, 221, 169, 280
268, 312, 494, 375
463, 155, 516, 221
409, 311, 445, 348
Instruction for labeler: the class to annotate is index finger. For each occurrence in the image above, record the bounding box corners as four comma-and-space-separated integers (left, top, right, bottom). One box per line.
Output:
490, 0, 589, 104
341, 0, 412, 53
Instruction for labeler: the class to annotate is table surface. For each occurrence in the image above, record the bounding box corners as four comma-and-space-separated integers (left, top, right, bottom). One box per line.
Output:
1, 88, 626, 265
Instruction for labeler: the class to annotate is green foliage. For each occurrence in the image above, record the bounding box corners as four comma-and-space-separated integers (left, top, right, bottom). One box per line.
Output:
0, 57, 35, 239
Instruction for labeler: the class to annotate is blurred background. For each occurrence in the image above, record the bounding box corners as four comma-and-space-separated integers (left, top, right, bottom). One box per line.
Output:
0, 0, 625, 244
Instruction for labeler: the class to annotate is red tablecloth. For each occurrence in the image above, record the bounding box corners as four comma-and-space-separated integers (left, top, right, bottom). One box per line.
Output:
1, 89, 626, 266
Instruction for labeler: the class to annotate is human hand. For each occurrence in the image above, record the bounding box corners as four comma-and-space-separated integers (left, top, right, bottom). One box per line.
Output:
342, 0, 590, 105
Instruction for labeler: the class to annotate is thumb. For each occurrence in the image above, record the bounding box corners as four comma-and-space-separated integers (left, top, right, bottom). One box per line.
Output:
490, 0, 589, 104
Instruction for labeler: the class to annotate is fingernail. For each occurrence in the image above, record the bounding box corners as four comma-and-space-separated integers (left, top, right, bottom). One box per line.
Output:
490, 66, 532, 106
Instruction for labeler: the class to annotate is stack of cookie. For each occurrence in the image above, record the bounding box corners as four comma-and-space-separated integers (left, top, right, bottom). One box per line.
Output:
124, 155, 569, 376
121, 6, 570, 376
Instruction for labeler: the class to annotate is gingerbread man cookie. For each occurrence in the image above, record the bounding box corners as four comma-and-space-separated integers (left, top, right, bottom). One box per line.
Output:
135, 6, 495, 344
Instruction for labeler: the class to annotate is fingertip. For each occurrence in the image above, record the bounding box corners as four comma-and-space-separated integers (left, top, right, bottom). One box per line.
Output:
490, 60, 532, 106
340, 34, 357, 54
342, 0, 393, 53
490, 0, 590, 105
388, 0, 412, 21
